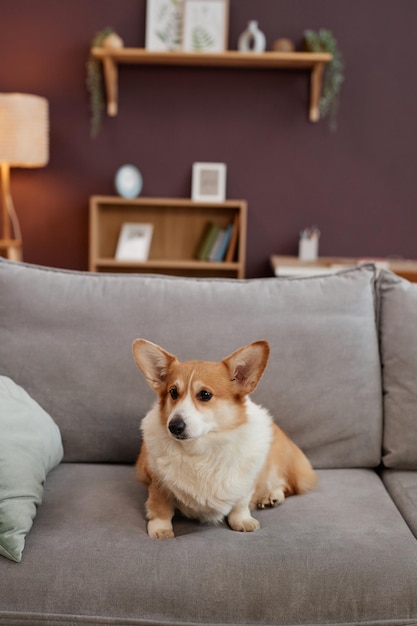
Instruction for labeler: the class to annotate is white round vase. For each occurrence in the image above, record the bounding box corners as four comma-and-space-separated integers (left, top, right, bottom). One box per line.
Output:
238, 21, 266, 53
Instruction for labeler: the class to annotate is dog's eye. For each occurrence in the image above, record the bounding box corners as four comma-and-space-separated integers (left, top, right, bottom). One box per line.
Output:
169, 387, 179, 400
198, 390, 212, 402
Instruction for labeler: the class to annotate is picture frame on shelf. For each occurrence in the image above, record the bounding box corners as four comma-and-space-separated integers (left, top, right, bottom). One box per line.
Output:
115, 223, 154, 261
182, 0, 229, 52
145, 0, 184, 51
191, 162, 227, 202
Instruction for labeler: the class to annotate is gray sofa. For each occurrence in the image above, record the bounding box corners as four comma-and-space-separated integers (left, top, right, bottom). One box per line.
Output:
0, 258, 417, 626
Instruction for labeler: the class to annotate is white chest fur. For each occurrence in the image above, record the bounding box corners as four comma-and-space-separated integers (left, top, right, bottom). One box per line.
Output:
141, 398, 273, 522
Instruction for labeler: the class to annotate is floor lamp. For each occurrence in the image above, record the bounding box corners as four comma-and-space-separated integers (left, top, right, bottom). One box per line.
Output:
0, 93, 49, 261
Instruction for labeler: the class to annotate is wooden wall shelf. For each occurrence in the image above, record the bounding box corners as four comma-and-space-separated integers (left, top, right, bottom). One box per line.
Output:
91, 48, 332, 122
89, 196, 247, 279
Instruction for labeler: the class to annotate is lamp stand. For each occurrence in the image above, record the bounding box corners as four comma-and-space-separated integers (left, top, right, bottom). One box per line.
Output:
0, 163, 23, 261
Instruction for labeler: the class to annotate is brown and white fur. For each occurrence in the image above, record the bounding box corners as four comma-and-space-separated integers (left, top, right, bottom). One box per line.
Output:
132, 339, 317, 539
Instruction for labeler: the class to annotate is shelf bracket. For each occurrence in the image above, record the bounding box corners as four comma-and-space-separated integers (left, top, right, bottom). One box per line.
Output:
309, 62, 325, 122
102, 54, 118, 116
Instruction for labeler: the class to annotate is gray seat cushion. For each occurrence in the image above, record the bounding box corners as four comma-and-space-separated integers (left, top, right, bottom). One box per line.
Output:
0, 464, 416, 625
0, 260, 382, 468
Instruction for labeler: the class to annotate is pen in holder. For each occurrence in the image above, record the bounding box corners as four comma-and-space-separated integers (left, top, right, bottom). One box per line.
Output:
299, 226, 320, 261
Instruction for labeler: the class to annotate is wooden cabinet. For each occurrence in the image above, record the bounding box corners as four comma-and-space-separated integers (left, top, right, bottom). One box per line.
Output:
91, 48, 332, 122
89, 196, 247, 278
270, 255, 417, 282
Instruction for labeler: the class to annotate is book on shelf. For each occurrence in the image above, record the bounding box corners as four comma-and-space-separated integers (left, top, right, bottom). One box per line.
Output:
195, 218, 239, 263
207, 229, 223, 262
195, 222, 211, 260
211, 223, 234, 262
195, 223, 220, 261
225, 213, 240, 263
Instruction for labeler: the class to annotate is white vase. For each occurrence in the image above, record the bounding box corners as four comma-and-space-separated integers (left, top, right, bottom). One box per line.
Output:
238, 21, 266, 53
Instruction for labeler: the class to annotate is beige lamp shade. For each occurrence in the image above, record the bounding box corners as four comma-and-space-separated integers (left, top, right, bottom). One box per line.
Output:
0, 93, 49, 167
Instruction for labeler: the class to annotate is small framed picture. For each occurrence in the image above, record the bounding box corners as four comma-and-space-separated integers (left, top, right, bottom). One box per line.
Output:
145, 0, 184, 51
115, 223, 154, 261
182, 0, 229, 52
192, 162, 227, 202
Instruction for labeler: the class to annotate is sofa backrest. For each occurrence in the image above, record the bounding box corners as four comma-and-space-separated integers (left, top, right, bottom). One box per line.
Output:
378, 270, 417, 469
0, 260, 382, 467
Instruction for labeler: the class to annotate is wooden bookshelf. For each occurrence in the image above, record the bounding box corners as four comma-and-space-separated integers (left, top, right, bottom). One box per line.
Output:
89, 196, 247, 278
91, 48, 332, 122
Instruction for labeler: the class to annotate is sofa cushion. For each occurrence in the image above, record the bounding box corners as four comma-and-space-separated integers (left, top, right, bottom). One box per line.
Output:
382, 470, 417, 538
0, 376, 63, 562
0, 260, 382, 467
378, 271, 417, 468
0, 464, 416, 625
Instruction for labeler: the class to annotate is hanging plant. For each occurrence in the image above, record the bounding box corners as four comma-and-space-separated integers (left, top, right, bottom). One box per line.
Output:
86, 27, 116, 139
304, 29, 344, 130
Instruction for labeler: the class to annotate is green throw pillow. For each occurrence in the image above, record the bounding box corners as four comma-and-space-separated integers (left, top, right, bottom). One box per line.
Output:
0, 376, 63, 562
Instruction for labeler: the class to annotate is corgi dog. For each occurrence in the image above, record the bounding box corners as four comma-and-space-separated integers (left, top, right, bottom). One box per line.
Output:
132, 339, 317, 539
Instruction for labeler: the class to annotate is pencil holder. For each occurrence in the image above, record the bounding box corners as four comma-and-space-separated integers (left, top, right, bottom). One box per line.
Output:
299, 237, 318, 261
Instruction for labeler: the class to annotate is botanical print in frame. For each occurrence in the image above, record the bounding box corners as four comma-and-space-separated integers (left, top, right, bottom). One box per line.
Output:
145, 0, 183, 51
182, 0, 229, 52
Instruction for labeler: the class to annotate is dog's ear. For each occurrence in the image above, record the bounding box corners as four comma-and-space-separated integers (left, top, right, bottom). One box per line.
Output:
222, 340, 270, 395
132, 339, 178, 391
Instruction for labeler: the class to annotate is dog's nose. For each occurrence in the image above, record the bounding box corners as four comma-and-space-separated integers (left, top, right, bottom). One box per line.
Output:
169, 416, 186, 438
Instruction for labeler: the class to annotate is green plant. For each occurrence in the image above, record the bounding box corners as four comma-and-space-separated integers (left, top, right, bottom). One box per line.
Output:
304, 29, 344, 130
192, 26, 215, 51
86, 27, 114, 139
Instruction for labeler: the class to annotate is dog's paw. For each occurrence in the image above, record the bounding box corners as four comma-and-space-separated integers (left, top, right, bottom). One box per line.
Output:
256, 489, 285, 509
229, 516, 260, 533
147, 519, 175, 539
152, 528, 175, 540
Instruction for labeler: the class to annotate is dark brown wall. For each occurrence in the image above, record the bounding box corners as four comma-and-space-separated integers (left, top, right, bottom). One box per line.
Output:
3, 0, 417, 277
